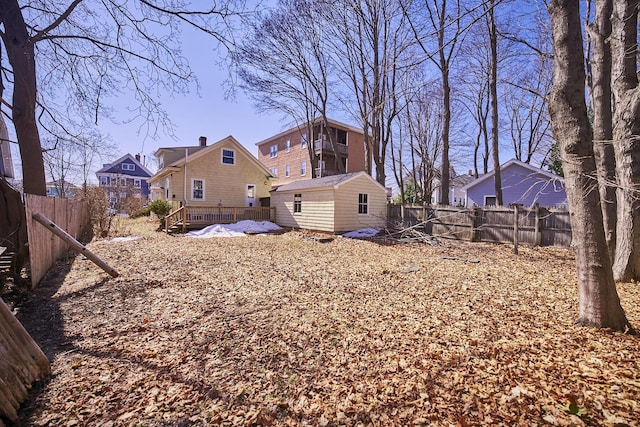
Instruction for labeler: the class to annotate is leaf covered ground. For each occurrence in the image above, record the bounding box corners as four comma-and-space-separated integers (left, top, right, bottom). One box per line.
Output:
11, 218, 640, 426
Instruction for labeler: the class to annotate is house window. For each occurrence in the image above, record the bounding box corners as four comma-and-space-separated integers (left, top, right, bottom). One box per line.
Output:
301, 161, 307, 176
100, 176, 108, 186
358, 193, 368, 215
270, 145, 278, 158
159, 155, 165, 169
119, 178, 126, 186
119, 192, 127, 200
121, 163, 135, 171
285, 164, 291, 177
301, 135, 307, 149
192, 179, 204, 200
294, 193, 302, 213
222, 149, 235, 165
285, 139, 291, 153
485, 196, 497, 206
270, 167, 278, 177
134, 179, 141, 188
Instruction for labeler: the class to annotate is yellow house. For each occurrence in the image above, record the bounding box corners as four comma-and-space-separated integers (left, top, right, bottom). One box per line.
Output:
270, 171, 387, 233
148, 136, 273, 208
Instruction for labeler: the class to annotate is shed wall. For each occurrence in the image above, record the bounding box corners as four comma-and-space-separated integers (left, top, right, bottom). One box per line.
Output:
272, 189, 335, 232
333, 177, 387, 232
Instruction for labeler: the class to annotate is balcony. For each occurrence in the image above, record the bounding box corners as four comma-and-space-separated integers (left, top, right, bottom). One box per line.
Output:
313, 138, 348, 155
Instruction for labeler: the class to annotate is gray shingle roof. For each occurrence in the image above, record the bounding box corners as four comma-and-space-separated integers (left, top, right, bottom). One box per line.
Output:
272, 172, 365, 192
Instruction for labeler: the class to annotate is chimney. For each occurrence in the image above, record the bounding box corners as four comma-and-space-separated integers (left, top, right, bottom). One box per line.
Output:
468, 169, 473, 176
199, 136, 207, 147
135, 154, 141, 162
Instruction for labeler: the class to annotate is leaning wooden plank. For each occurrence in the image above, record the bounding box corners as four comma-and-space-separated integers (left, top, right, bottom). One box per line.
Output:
0, 298, 51, 422
32, 213, 119, 278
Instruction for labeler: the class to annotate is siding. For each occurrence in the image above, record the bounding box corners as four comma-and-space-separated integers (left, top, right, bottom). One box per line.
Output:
333, 177, 387, 232
272, 173, 387, 233
272, 189, 335, 232
177, 142, 271, 206
467, 163, 567, 207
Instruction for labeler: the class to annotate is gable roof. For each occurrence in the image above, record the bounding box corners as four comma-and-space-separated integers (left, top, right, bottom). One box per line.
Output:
272, 171, 385, 193
149, 135, 273, 182
460, 158, 564, 192
95, 153, 153, 177
255, 118, 364, 146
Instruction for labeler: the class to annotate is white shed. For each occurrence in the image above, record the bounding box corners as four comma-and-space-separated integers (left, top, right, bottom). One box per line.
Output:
271, 172, 387, 233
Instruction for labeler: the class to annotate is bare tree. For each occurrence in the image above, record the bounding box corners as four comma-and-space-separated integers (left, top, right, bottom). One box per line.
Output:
457, 21, 491, 178
403, 0, 470, 205
0, 0, 242, 196
609, 0, 640, 282
330, 0, 414, 186
547, 0, 631, 331
234, 0, 339, 176
585, 0, 617, 259
504, 59, 553, 165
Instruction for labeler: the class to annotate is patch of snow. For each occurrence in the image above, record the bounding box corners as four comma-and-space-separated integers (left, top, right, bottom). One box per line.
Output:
185, 220, 282, 238
342, 228, 381, 238
108, 236, 140, 243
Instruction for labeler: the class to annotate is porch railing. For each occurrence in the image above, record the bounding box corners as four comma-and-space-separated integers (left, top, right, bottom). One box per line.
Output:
164, 206, 275, 233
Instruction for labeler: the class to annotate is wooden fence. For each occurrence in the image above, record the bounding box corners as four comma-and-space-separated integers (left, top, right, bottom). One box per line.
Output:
388, 204, 572, 247
24, 194, 90, 287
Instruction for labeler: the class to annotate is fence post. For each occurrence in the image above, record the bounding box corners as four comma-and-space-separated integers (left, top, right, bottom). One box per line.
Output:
534, 204, 542, 246
512, 204, 520, 254
470, 207, 480, 242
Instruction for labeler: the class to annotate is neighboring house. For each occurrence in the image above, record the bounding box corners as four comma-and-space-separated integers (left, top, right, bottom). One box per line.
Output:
461, 158, 567, 207
271, 171, 387, 233
429, 167, 475, 206
96, 153, 153, 207
256, 118, 370, 187
46, 180, 78, 198
148, 135, 273, 207
0, 115, 14, 181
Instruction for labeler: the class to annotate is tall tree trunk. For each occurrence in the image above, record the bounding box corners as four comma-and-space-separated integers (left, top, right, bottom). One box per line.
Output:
587, 0, 617, 260
0, 0, 46, 196
610, 0, 640, 282
548, 0, 631, 331
488, 0, 502, 205
437, 1, 450, 206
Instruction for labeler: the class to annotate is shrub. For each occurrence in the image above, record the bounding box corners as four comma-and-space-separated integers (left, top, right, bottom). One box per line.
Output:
148, 200, 173, 219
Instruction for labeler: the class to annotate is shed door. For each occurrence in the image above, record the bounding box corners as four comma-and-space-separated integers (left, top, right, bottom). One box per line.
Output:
246, 184, 256, 207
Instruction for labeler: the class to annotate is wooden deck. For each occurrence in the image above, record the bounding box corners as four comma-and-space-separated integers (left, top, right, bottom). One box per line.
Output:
165, 206, 276, 233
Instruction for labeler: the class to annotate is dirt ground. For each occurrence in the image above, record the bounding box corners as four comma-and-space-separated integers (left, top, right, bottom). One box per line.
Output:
7, 218, 640, 426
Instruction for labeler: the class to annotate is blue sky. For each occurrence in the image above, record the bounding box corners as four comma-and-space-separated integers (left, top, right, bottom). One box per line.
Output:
99, 28, 287, 175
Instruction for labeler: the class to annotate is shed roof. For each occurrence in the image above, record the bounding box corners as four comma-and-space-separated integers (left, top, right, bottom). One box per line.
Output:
272, 171, 385, 193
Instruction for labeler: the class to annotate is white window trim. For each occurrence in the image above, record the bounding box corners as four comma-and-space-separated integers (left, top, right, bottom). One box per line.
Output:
192, 179, 205, 201
301, 135, 307, 149
121, 163, 135, 171
270, 145, 278, 158
301, 161, 307, 176
285, 139, 291, 153
358, 193, 369, 215
134, 179, 141, 188
285, 164, 290, 177
222, 148, 235, 165
484, 195, 497, 206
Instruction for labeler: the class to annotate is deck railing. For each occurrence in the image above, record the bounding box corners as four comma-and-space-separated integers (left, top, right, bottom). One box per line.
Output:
165, 206, 275, 233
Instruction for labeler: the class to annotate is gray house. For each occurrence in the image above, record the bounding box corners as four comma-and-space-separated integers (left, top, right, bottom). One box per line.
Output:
461, 159, 567, 207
